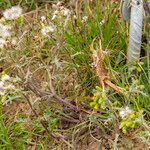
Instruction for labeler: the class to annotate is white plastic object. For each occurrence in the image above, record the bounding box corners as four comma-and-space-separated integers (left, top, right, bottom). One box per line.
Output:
121, 0, 144, 63
127, 0, 144, 62
121, 0, 131, 22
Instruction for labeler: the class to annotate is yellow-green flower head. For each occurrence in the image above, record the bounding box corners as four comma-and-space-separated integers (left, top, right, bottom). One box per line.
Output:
1, 71, 6, 75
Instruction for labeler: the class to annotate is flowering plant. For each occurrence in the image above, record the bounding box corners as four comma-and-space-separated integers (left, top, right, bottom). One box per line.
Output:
119, 107, 140, 134
90, 86, 107, 110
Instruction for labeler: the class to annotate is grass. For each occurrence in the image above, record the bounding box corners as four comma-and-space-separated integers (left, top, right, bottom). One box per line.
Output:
0, 0, 38, 10
0, 0, 150, 149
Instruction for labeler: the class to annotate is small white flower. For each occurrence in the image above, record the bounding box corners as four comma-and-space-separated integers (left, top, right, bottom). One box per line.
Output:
0, 38, 6, 49
73, 15, 77, 19
0, 91, 5, 96
41, 25, 56, 36
51, 57, 61, 69
51, 10, 59, 20
119, 110, 126, 118
100, 19, 105, 25
119, 107, 132, 118
54, 10, 59, 15
90, 62, 96, 68
0, 23, 11, 39
82, 16, 88, 23
3, 6, 22, 20
51, 14, 57, 20
60, 6, 64, 10
62, 8, 71, 17
1, 74, 10, 82
11, 38, 17, 45
52, 2, 61, 9
40, 16, 46, 22
56, 1, 62, 6
0, 81, 4, 88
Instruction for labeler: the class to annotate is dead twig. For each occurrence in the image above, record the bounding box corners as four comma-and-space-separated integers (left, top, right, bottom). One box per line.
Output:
22, 92, 74, 147
46, 66, 79, 111
26, 77, 78, 111
22, 93, 50, 135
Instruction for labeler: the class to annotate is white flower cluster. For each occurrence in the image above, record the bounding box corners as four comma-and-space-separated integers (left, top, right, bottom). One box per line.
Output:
0, 23, 11, 49
40, 16, 46, 22
41, 23, 56, 37
52, 2, 71, 19
0, 6, 22, 49
40, 1, 72, 36
81, 16, 88, 23
119, 107, 132, 118
0, 74, 15, 96
51, 1, 71, 27
0, 23, 11, 39
0, 38, 6, 49
62, 8, 71, 17
3, 6, 22, 20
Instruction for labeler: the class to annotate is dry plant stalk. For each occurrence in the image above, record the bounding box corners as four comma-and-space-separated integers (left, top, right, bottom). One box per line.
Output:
90, 38, 123, 93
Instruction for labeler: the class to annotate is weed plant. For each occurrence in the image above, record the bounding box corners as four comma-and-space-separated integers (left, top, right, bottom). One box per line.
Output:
0, 0, 149, 149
